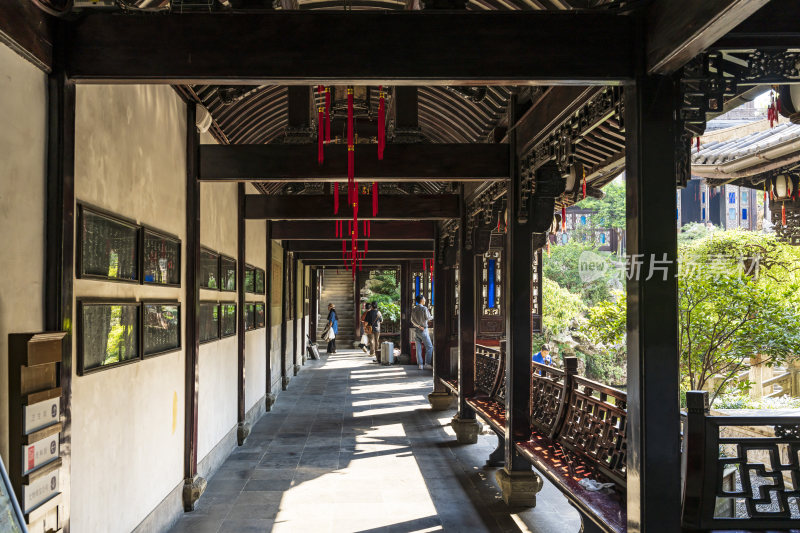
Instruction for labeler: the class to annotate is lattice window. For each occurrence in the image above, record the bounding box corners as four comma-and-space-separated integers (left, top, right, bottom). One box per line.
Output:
481, 251, 502, 316
531, 248, 543, 333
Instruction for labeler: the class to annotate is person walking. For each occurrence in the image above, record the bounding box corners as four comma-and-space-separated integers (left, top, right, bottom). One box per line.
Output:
325, 303, 338, 354
364, 301, 383, 362
359, 302, 371, 354
410, 295, 434, 370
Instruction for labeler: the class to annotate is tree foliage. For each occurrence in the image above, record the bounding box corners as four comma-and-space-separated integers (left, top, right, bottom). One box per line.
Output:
577, 179, 626, 231
541, 277, 585, 342
543, 242, 615, 307
679, 231, 800, 401
363, 269, 401, 323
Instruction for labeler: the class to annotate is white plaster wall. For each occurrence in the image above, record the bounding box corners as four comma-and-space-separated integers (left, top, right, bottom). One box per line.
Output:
197, 336, 237, 459
197, 164, 239, 461
0, 43, 47, 464
72, 84, 186, 533
245, 197, 266, 411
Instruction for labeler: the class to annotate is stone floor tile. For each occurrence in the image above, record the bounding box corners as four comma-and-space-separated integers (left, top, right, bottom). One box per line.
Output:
170, 349, 577, 533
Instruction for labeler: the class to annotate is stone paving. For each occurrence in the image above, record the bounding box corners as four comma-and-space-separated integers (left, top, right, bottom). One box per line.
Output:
169, 350, 579, 533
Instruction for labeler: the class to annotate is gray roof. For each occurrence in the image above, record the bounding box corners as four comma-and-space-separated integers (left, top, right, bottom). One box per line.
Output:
692, 123, 800, 166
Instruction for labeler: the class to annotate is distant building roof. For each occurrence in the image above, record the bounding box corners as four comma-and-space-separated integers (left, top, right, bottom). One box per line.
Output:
692, 122, 800, 167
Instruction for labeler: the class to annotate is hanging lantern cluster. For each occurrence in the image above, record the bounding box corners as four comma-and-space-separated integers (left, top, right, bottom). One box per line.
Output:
318, 86, 386, 277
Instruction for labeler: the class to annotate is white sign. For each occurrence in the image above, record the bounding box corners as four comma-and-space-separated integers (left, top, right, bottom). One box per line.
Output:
21, 434, 59, 476
23, 398, 60, 435
22, 470, 59, 513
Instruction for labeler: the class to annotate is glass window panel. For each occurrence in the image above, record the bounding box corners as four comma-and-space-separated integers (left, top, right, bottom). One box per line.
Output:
221, 304, 236, 337
200, 249, 219, 289
143, 303, 180, 356
143, 230, 180, 285
199, 303, 219, 343
220, 256, 236, 292
79, 208, 139, 282
80, 303, 139, 373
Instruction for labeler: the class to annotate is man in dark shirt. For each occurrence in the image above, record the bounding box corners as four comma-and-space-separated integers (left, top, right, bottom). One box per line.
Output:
364, 302, 382, 362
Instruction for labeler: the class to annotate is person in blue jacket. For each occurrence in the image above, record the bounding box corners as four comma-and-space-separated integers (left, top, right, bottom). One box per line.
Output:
532, 343, 552, 366
326, 303, 338, 354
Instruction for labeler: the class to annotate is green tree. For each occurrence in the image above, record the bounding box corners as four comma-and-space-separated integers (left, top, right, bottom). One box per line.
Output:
543, 241, 614, 307
363, 269, 401, 323
581, 292, 627, 385
577, 179, 625, 254
678, 222, 719, 245
540, 277, 585, 343
679, 231, 800, 401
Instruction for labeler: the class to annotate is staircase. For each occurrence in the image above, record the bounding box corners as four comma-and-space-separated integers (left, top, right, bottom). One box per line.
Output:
317, 269, 356, 348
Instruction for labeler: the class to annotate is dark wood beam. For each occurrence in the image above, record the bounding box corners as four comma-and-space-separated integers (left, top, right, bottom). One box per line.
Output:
0, 0, 54, 73
302, 260, 407, 266
272, 221, 435, 240
394, 86, 419, 129
65, 12, 635, 84
712, 0, 800, 50
295, 251, 433, 260
287, 86, 311, 129
200, 144, 508, 182
244, 194, 459, 220
285, 240, 433, 252
646, 0, 770, 74
511, 87, 600, 157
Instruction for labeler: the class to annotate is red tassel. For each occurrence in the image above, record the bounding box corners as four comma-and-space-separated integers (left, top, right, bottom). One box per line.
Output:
347, 88, 355, 206
318, 106, 324, 165
696, 137, 700, 153
348, 220, 352, 238
581, 168, 587, 199
324, 87, 331, 143
378, 86, 385, 160
423, 259, 426, 271
562, 206, 566, 231
334, 183, 339, 214
363, 220, 367, 235
372, 182, 378, 216
364, 240, 368, 253
782, 202, 786, 226
367, 220, 371, 237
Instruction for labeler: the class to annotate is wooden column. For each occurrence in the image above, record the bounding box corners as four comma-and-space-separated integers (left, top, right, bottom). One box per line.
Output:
45, 67, 75, 529
503, 94, 533, 471
182, 103, 205, 508
300, 263, 306, 365
457, 186, 476, 418
400, 261, 410, 356
624, 75, 681, 532
432, 227, 447, 392
280, 247, 288, 390
309, 267, 318, 343
265, 221, 273, 406
292, 257, 299, 374
236, 184, 249, 444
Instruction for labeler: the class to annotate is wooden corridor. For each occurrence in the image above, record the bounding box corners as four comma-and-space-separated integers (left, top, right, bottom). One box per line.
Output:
169, 350, 578, 533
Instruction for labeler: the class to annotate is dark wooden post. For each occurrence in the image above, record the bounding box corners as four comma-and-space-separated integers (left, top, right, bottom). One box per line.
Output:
292, 256, 299, 375
300, 263, 306, 365
45, 67, 75, 528
236, 184, 249, 444
281, 247, 288, 390
431, 227, 447, 394
265, 221, 273, 408
624, 75, 681, 532
452, 184, 479, 441
400, 261, 410, 356
181, 103, 206, 509
309, 267, 318, 343
495, 93, 541, 506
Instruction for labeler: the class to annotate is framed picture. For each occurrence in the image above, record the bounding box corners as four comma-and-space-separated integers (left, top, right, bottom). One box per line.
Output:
245, 303, 255, 331
220, 255, 236, 292
200, 249, 220, 290
143, 302, 181, 357
271, 260, 281, 302
199, 302, 220, 343
77, 205, 139, 283
78, 300, 141, 375
142, 228, 181, 286
255, 302, 265, 329
244, 264, 255, 293
220, 303, 237, 338
254, 268, 266, 294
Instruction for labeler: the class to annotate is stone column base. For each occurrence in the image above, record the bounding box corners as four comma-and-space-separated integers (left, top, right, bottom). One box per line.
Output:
237, 422, 251, 446
282, 376, 290, 390
182, 475, 207, 511
495, 468, 543, 507
427, 391, 455, 411
293, 364, 301, 376
451, 414, 481, 444
265, 393, 276, 411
